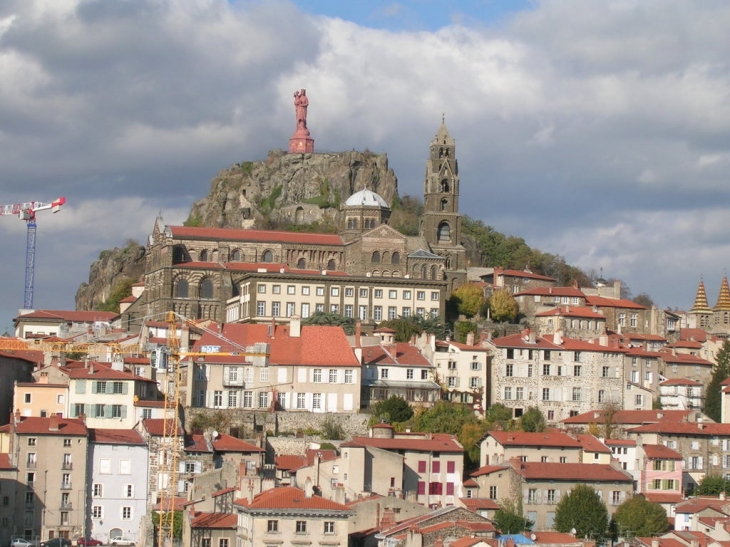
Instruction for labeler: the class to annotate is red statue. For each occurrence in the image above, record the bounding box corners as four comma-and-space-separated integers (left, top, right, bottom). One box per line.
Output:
289, 88, 314, 154
294, 89, 309, 129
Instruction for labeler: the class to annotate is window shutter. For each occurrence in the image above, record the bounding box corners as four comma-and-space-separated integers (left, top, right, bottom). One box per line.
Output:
699, 456, 704, 469
455, 377, 460, 388
121, 406, 127, 419
555, 490, 561, 503
177, 480, 185, 493
105, 405, 112, 418
76, 380, 86, 394
206, 391, 212, 408
195, 462, 202, 473
122, 383, 129, 395
205, 365, 210, 381
70, 405, 77, 417
179, 461, 186, 473
105, 382, 112, 394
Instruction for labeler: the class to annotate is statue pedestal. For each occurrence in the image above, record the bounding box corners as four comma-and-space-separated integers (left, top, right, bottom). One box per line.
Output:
288, 128, 315, 154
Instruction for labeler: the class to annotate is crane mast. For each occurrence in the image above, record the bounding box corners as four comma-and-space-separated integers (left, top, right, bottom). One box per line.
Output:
0, 196, 65, 308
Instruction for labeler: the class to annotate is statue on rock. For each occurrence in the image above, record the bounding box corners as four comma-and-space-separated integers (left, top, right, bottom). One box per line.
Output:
289, 88, 315, 154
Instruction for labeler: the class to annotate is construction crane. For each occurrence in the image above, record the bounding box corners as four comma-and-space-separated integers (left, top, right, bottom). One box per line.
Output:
0, 196, 66, 309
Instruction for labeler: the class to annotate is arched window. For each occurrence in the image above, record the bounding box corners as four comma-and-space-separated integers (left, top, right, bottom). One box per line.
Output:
200, 278, 214, 299
297, 258, 306, 269
327, 259, 336, 271
431, 265, 438, 280
382, 270, 390, 278
231, 249, 241, 261
441, 198, 448, 211
262, 250, 273, 262
200, 249, 208, 262
440, 179, 450, 192
392, 252, 400, 265
382, 251, 390, 264
372, 251, 380, 264
437, 221, 451, 242
348, 218, 358, 230
175, 279, 189, 298
422, 265, 428, 279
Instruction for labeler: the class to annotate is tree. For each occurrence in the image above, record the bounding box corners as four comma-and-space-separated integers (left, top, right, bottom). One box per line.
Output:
370, 396, 414, 425
455, 320, 477, 343
633, 293, 655, 308
493, 498, 533, 533
96, 276, 136, 312
302, 311, 355, 335
554, 484, 609, 540
152, 510, 183, 539
705, 340, 730, 422
489, 290, 519, 322
612, 496, 668, 538
696, 474, 730, 496
519, 407, 546, 432
450, 284, 485, 318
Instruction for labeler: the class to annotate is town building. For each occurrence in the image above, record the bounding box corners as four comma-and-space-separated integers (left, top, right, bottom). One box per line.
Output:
478, 431, 582, 467
13, 310, 120, 340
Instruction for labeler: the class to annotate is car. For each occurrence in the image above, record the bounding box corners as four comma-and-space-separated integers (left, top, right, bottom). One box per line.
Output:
76, 539, 103, 547
109, 538, 135, 547
11, 539, 36, 547
39, 539, 71, 547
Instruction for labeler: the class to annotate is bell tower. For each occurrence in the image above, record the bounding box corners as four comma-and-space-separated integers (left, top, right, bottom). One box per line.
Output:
420, 117, 466, 289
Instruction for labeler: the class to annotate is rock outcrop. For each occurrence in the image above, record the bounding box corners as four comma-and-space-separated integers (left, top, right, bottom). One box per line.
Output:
75, 242, 146, 311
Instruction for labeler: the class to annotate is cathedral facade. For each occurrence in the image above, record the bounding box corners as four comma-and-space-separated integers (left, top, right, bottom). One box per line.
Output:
131, 121, 467, 327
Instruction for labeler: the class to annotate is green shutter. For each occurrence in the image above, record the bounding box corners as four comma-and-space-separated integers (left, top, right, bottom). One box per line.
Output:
122, 383, 129, 395
75, 380, 86, 394
121, 406, 127, 419
106, 383, 113, 394
105, 405, 112, 418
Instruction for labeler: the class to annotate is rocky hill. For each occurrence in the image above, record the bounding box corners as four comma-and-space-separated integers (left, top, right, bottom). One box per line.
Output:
75, 150, 400, 310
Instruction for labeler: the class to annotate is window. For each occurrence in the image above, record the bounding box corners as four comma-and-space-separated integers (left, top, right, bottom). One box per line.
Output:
313, 369, 322, 383
228, 391, 238, 408
407, 369, 414, 379
598, 390, 606, 403
24, 393, 31, 403
122, 506, 132, 520
374, 289, 383, 299
515, 387, 524, 400
574, 365, 581, 377
258, 391, 270, 408
257, 301, 266, 316
271, 302, 280, 317
287, 302, 296, 316
618, 313, 626, 326
432, 461, 441, 473
489, 485, 498, 499
329, 369, 337, 383
418, 460, 427, 473
572, 387, 581, 401
374, 306, 382, 321
93, 484, 103, 497
324, 521, 335, 534
213, 391, 223, 408
403, 290, 411, 300
96, 381, 107, 393
316, 287, 325, 296
602, 366, 610, 377
344, 370, 353, 383
267, 520, 279, 533
505, 364, 514, 376
111, 404, 123, 418
431, 291, 440, 301
381, 368, 389, 379
542, 364, 550, 376
421, 370, 428, 380
542, 388, 550, 401
100, 459, 111, 474
313, 393, 321, 410
547, 489, 556, 504
258, 284, 267, 294
296, 521, 307, 533
260, 367, 270, 383
113, 381, 124, 393
219, 540, 229, 547
297, 393, 305, 409
388, 306, 397, 320
635, 394, 644, 406
331, 287, 340, 297
528, 489, 537, 503
243, 391, 252, 408
92, 506, 103, 519
471, 361, 482, 370
504, 387, 512, 400
630, 314, 638, 327
417, 291, 426, 300
612, 491, 621, 505
27, 438, 36, 446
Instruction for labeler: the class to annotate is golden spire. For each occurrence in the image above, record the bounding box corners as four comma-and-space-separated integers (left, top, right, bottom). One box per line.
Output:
690, 279, 712, 314
714, 276, 730, 311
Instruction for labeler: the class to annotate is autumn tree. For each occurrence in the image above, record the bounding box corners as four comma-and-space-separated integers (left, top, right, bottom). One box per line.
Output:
554, 485, 609, 540
488, 290, 519, 322
450, 284, 486, 318
705, 340, 730, 422
612, 496, 668, 538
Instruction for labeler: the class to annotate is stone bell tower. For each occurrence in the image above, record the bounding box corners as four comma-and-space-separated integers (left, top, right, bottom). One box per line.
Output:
420, 117, 466, 290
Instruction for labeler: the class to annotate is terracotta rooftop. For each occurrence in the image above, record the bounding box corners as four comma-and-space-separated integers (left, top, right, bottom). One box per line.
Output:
563, 409, 692, 425
535, 306, 606, 319
169, 225, 344, 246
488, 431, 582, 448
470, 465, 509, 478
190, 512, 237, 529
643, 443, 683, 460
513, 462, 632, 482
64, 365, 155, 382
234, 486, 350, 511
660, 352, 713, 366
675, 497, 730, 515
515, 287, 585, 297
531, 532, 584, 544
494, 268, 556, 282
14, 309, 119, 322
628, 422, 730, 436
575, 434, 611, 454
460, 497, 501, 511
142, 418, 184, 436
542, 334, 627, 353
660, 378, 702, 386
90, 428, 145, 445
490, 332, 561, 349
362, 342, 432, 367
0, 453, 15, 470
275, 449, 337, 472
185, 434, 212, 453
584, 295, 647, 309
435, 340, 490, 352
643, 492, 684, 504
14, 416, 87, 436
343, 433, 463, 453
212, 434, 263, 453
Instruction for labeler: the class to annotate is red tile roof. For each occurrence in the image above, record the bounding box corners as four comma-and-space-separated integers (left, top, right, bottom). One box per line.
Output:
90, 429, 145, 445
575, 434, 612, 454
275, 454, 307, 472
470, 465, 509, 478
536, 306, 606, 319
0, 453, 15, 470
435, 340, 490, 352
635, 538, 685, 547
234, 486, 350, 511
212, 487, 236, 498
362, 342, 432, 367
680, 329, 708, 343
628, 422, 730, 436
142, 418, 184, 436
224, 262, 349, 276
491, 332, 560, 349
542, 334, 627, 353
344, 433, 463, 453
495, 268, 556, 282
64, 365, 155, 382
603, 439, 636, 446
563, 409, 692, 425
190, 512, 237, 529
489, 431, 582, 448
516, 287, 585, 297
169, 226, 344, 246
14, 416, 87, 436
153, 497, 188, 511
660, 378, 702, 386
643, 492, 684, 504
531, 532, 583, 544
190, 323, 360, 367
14, 310, 119, 322
675, 497, 730, 515
460, 497, 500, 511
134, 400, 167, 407
584, 295, 647, 309
514, 462, 632, 482
185, 434, 212, 453
660, 352, 712, 366
666, 340, 703, 349
212, 434, 263, 453
643, 444, 683, 460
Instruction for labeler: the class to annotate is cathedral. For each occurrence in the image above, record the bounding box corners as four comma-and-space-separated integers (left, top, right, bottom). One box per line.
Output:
128, 120, 467, 328
687, 276, 730, 334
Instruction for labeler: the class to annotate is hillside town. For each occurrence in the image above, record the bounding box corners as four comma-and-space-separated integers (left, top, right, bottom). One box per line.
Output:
4, 116, 730, 547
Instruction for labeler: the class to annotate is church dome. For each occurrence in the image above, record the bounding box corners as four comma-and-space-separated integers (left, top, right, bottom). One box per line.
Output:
344, 188, 389, 208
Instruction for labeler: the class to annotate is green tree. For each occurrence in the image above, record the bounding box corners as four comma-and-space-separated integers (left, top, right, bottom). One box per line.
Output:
96, 276, 136, 312
486, 403, 513, 425
554, 485, 609, 540
410, 401, 484, 467
152, 510, 183, 539
519, 407, 546, 432
450, 284, 485, 318
705, 340, 730, 422
302, 311, 355, 335
370, 396, 414, 425
633, 293, 655, 308
493, 498, 533, 533
321, 416, 345, 440
696, 474, 730, 496
455, 321, 477, 343
612, 496, 668, 538
488, 290, 519, 322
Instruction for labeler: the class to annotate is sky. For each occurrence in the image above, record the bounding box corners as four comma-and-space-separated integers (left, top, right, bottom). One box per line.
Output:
0, 0, 729, 331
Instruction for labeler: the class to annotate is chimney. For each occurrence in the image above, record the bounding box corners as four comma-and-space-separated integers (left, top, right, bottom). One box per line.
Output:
721, 492, 726, 501
89, 362, 95, 374
247, 479, 254, 504
554, 328, 563, 346
290, 315, 301, 338
49, 415, 60, 432
78, 413, 86, 425
304, 477, 314, 498
652, 540, 660, 547
466, 331, 475, 346
355, 320, 362, 348
380, 507, 397, 530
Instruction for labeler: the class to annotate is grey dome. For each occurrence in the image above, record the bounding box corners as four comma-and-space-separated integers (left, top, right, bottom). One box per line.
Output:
344, 188, 388, 208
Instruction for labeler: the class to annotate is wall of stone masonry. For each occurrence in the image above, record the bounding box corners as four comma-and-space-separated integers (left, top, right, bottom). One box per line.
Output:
183, 408, 371, 440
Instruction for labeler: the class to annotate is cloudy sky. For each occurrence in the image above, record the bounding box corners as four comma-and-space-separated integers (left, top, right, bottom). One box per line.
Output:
0, 0, 729, 331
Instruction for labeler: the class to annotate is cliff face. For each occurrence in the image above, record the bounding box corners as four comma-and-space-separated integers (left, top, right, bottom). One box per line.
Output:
75, 149, 399, 310
75, 243, 146, 311
187, 149, 399, 229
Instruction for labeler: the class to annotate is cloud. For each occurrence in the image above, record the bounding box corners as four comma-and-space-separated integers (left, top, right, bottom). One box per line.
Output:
0, 0, 730, 327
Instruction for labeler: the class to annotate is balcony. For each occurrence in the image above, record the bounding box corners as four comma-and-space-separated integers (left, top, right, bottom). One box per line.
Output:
26, 461, 37, 469
60, 502, 73, 510
62, 462, 73, 470
60, 482, 72, 490
223, 377, 244, 387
